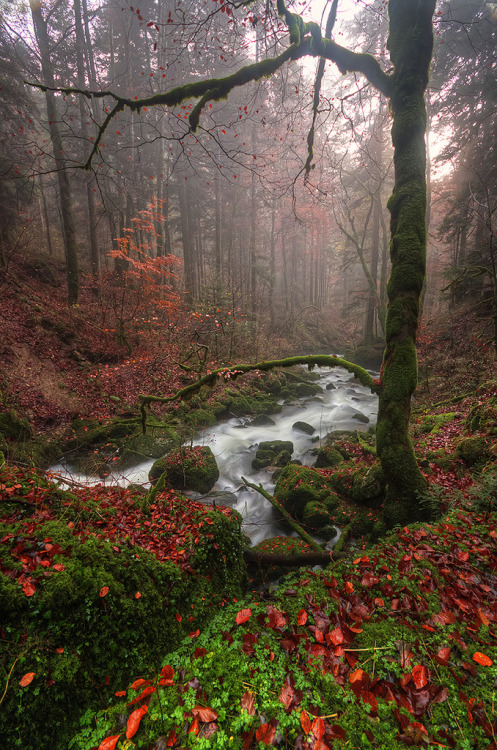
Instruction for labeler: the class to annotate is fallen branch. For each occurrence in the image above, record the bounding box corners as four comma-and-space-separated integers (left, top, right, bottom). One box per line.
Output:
241, 476, 323, 552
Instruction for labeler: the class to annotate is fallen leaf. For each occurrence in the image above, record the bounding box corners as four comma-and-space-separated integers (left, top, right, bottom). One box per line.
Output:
236, 608, 251, 625
126, 705, 148, 739
99, 586, 109, 598
98, 735, 121, 750
473, 652, 493, 666
19, 672, 35, 687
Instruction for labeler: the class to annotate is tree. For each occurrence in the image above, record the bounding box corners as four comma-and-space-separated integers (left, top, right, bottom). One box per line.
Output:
29, 0, 80, 305
31, 0, 437, 527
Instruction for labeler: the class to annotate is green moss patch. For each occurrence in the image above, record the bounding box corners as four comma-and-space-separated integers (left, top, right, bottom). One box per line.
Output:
0, 464, 247, 750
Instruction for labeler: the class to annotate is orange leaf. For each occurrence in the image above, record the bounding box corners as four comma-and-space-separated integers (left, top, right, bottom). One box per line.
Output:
134, 591, 141, 599
236, 608, 251, 625
126, 705, 148, 739
345, 581, 354, 594
473, 651, 493, 666
99, 586, 109, 597
130, 677, 150, 690
115, 690, 127, 697
19, 672, 35, 687
98, 735, 121, 750
300, 709, 311, 735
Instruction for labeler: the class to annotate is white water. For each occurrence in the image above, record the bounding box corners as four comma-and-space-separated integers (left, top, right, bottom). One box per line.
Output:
51, 366, 378, 546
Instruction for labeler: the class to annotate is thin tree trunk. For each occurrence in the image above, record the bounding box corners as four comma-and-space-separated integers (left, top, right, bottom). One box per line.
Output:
30, 0, 79, 304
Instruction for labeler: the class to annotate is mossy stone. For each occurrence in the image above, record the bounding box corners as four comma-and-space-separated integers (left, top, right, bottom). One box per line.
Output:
0, 409, 33, 441
302, 501, 333, 529
292, 421, 315, 435
351, 463, 386, 505
454, 436, 490, 466
314, 446, 344, 468
274, 464, 322, 518
252, 440, 293, 470
149, 445, 219, 494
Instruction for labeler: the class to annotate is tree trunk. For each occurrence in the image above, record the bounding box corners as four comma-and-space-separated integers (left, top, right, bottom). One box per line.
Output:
30, 0, 79, 305
74, 0, 100, 281
376, 0, 436, 527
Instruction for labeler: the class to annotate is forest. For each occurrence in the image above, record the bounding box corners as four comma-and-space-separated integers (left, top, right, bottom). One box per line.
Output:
1, 0, 497, 748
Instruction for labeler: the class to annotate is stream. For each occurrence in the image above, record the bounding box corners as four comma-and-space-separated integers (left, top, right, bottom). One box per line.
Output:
51, 366, 378, 547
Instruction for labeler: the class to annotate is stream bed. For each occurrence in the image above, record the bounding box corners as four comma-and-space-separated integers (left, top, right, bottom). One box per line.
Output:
51, 365, 378, 547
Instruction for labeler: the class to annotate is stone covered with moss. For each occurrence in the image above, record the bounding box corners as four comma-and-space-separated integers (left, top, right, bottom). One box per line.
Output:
149, 444, 219, 494
454, 436, 491, 467
252, 439, 294, 471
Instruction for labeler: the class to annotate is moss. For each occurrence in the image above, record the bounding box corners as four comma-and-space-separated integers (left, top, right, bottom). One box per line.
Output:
292, 420, 315, 435
252, 440, 294, 471
149, 445, 219, 494
351, 462, 386, 505
0, 486, 248, 750
417, 412, 456, 434
454, 436, 491, 467
302, 501, 333, 529
274, 464, 336, 518
314, 446, 344, 468
0, 409, 33, 441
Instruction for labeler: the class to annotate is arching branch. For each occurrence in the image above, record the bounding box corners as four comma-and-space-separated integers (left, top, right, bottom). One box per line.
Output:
26, 3, 392, 170
139, 354, 379, 431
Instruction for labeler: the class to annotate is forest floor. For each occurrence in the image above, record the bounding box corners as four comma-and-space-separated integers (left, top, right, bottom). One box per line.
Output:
2, 256, 497, 750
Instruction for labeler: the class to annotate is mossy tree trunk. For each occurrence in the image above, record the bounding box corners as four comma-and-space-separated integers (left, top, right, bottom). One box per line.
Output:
376, 0, 435, 526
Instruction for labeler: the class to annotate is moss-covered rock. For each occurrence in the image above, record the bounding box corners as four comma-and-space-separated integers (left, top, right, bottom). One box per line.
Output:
252, 440, 294, 471
149, 445, 219, 494
314, 445, 344, 468
351, 462, 386, 505
274, 464, 335, 518
0, 408, 33, 442
292, 420, 315, 435
454, 436, 491, 466
302, 501, 333, 530
0, 472, 247, 750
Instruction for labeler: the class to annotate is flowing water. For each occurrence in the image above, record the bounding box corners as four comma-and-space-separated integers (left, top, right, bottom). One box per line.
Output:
51, 366, 378, 547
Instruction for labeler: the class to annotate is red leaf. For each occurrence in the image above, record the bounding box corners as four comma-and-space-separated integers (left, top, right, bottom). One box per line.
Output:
22, 581, 36, 597
435, 647, 451, 666
160, 664, 174, 684
241, 691, 256, 715
279, 683, 295, 710
328, 627, 344, 645
300, 709, 311, 734
189, 716, 199, 735
130, 678, 150, 690
98, 735, 121, 750
473, 652, 493, 666
312, 716, 325, 739
115, 690, 127, 697
99, 586, 109, 597
134, 591, 141, 599
297, 609, 307, 626
345, 581, 354, 594
236, 608, 252, 625
53, 563, 65, 572
412, 665, 428, 689
19, 672, 35, 687
192, 705, 218, 722
126, 705, 148, 739
256, 723, 276, 745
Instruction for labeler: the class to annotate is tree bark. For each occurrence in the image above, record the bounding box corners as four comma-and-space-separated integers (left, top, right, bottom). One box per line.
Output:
376, 0, 436, 526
